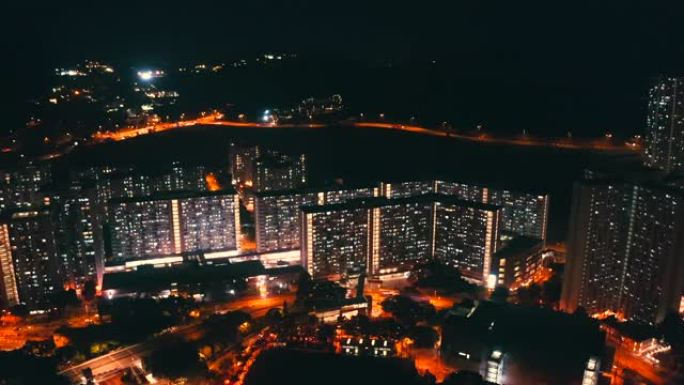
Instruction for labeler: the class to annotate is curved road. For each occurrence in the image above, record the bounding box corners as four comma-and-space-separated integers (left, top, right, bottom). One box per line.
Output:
90, 114, 640, 154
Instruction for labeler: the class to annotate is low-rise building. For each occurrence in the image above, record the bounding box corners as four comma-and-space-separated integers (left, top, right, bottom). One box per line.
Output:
490, 236, 544, 289
442, 301, 609, 385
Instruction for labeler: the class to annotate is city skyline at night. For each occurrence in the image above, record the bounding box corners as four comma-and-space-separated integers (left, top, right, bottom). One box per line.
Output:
0, 2, 683, 385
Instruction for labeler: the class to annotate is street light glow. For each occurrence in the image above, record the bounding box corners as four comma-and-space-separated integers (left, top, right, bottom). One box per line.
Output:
136, 69, 164, 81
137, 71, 153, 81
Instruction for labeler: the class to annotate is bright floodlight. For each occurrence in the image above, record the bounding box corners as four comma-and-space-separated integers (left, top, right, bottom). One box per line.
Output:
137, 70, 153, 81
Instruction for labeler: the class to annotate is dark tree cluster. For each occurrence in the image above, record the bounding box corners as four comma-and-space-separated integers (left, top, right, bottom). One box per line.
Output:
410, 260, 477, 295
82, 280, 97, 302
244, 348, 434, 385
409, 325, 440, 349
658, 312, 684, 371
99, 296, 195, 333
489, 286, 510, 304
144, 338, 207, 381
295, 273, 346, 310
50, 288, 80, 316
515, 273, 562, 308
199, 310, 252, 358
515, 284, 542, 306
55, 296, 196, 365
381, 295, 436, 327
0, 350, 70, 385
442, 370, 489, 385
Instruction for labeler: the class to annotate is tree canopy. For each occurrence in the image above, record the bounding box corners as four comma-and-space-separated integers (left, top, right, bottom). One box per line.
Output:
381, 295, 436, 327
410, 260, 476, 294
144, 338, 206, 380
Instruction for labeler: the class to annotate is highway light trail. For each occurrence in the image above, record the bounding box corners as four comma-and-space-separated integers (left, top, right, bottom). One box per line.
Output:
91, 113, 640, 154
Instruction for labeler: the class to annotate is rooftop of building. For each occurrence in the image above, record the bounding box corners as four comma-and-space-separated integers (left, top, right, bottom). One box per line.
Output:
443, 301, 605, 380
102, 260, 306, 293
381, 179, 435, 187
264, 264, 306, 277
581, 167, 684, 195
447, 300, 604, 347
301, 193, 501, 213
380, 177, 550, 196
252, 183, 378, 198
71, 164, 208, 188
102, 260, 266, 292
252, 178, 553, 200
494, 236, 544, 260
108, 188, 237, 204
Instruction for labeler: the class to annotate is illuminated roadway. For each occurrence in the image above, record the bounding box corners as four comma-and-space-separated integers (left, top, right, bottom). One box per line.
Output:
610, 345, 677, 385
353, 122, 640, 152
90, 113, 640, 154
59, 293, 293, 384
91, 114, 325, 143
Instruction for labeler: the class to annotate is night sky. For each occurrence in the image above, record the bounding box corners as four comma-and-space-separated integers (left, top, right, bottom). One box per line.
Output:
2, 1, 683, 134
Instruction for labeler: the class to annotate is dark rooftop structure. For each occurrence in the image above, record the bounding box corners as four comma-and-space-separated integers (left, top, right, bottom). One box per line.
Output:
264, 264, 305, 277
102, 260, 265, 294
495, 236, 543, 258
442, 301, 607, 385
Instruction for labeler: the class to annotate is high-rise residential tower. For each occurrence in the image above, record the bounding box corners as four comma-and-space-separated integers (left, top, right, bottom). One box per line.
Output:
50, 187, 104, 289
254, 186, 378, 253
229, 144, 307, 193
108, 190, 240, 264
0, 163, 52, 211
301, 195, 501, 283
432, 197, 502, 283
644, 77, 684, 173
0, 208, 60, 310
561, 178, 684, 324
